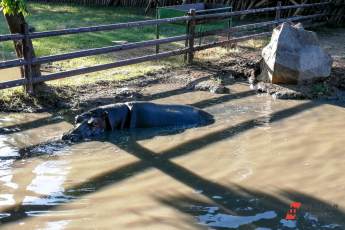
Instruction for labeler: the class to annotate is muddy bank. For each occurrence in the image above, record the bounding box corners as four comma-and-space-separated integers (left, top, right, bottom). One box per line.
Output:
1, 29, 345, 114
250, 26, 345, 101
251, 59, 345, 100
0, 50, 260, 114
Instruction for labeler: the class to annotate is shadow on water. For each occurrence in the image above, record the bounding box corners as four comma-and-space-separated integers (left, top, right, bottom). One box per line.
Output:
2, 100, 345, 229
0, 116, 65, 136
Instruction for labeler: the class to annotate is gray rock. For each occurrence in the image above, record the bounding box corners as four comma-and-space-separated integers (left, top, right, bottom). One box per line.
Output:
115, 87, 142, 98
259, 22, 333, 84
272, 91, 306, 100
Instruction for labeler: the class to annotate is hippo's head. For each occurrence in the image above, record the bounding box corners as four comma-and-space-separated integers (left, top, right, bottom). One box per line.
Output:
62, 104, 131, 142
62, 116, 106, 142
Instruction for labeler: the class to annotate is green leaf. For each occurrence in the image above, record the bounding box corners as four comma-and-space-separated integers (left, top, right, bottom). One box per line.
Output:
0, 0, 28, 16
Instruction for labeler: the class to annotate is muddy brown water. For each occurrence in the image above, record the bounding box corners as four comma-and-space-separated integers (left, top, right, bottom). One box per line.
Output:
0, 83, 345, 229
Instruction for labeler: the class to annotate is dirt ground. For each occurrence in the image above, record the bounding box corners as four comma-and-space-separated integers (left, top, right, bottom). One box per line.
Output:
0, 27, 344, 115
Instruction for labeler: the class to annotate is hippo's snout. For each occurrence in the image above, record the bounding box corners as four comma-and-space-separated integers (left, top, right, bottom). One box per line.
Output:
62, 117, 106, 142
62, 132, 82, 142
62, 121, 91, 142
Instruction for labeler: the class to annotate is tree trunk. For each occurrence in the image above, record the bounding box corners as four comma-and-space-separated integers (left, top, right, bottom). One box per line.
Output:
4, 13, 42, 93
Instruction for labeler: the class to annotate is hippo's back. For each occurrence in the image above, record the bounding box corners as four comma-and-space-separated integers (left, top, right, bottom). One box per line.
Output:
127, 102, 213, 128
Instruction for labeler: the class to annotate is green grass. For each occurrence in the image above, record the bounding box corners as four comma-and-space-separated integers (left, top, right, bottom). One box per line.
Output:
0, 2, 258, 89
0, 3, 188, 85
1, 4, 160, 56
0, 3, 231, 87
0, 3, 231, 58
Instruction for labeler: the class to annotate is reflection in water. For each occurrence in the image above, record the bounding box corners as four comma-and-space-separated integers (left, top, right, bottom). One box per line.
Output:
0, 87, 345, 229
0, 159, 18, 189
0, 114, 73, 226
24, 160, 74, 206
27, 161, 69, 195
0, 135, 19, 158
0, 194, 15, 206
0, 156, 74, 220
197, 208, 277, 229
39, 220, 71, 230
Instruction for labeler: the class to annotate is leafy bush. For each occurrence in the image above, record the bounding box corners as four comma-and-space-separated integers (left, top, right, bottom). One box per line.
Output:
0, 0, 28, 15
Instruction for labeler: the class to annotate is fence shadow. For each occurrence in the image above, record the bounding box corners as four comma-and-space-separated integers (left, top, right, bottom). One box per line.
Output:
0, 115, 64, 135
0, 101, 327, 226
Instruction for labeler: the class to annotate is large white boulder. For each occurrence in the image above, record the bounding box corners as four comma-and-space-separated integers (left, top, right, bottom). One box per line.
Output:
259, 22, 333, 84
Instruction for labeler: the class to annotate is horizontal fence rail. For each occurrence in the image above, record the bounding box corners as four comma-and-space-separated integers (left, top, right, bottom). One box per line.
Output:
31, 35, 188, 65
0, 59, 26, 69
29, 16, 190, 39
0, 1, 331, 92
0, 48, 190, 90
197, 13, 325, 37
194, 32, 273, 52
0, 2, 330, 41
193, 2, 330, 21
0, 34, 25, 42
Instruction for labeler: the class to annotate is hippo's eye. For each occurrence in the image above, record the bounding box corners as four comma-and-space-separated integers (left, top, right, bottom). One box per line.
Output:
89, 120, 101, 128
87, 121, 96, 127
87, 118, 96, 126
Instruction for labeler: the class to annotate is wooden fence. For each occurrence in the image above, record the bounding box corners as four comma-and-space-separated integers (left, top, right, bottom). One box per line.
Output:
0, 1, 330, 92
26, 0, 329, 10
28, 0, 180, 7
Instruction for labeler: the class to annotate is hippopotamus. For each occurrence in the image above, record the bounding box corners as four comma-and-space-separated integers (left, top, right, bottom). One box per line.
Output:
62, 101, 214, 142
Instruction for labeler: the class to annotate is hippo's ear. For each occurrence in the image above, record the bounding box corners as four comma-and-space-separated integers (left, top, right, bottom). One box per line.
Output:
75, 115, 81, 124
87, 117, 94, 125
129, 105, 137, 129
75, 113, 89, 124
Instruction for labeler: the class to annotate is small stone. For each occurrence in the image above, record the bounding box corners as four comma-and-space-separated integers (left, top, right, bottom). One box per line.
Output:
192, 79, 229, 94
210, 85, 229, 94
115, 87, 142, 98
272, 91, 305, 100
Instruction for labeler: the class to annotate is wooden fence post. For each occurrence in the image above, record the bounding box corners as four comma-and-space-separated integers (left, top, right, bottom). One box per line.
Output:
184, 12, 190, 62
155, 8, 160, 54
187, 9, 196, 65
275, 1, 282, 27
322, 0, 332, 24
22, 23, 34, 94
